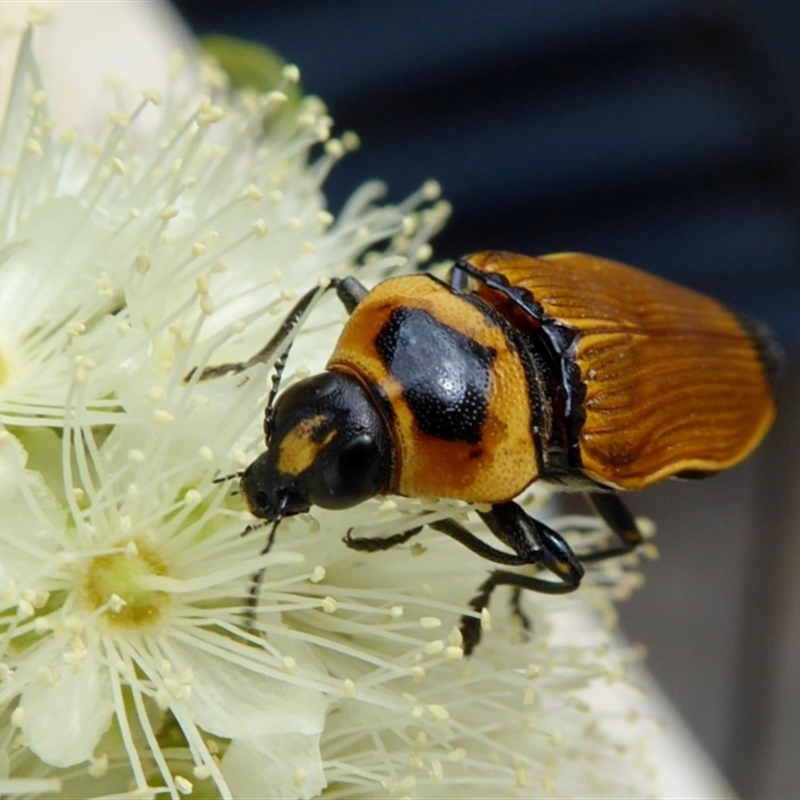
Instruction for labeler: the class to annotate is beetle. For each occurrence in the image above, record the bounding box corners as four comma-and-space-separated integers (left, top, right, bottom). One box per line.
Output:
230, 251, 779, 653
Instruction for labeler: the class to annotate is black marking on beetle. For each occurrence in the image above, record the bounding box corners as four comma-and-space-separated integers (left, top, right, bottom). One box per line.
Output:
375, 306, 496, 444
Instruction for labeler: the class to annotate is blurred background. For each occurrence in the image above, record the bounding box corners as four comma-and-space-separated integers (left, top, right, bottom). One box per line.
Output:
172, 1, 800, 795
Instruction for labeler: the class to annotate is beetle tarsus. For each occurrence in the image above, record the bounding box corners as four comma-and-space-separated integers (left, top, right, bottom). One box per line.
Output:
343, 526, 422, 552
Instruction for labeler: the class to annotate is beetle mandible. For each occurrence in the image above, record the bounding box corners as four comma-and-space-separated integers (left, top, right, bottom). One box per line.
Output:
232, 251, 779, 653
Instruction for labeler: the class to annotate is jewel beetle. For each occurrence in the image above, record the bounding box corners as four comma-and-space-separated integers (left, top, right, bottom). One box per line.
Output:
235, 251, 780, 653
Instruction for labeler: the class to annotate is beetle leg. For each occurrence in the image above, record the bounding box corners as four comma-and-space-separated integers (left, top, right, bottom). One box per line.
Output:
452, 502, 584, 653
461, 569, 578, 655
343, 525, 422, 552
479, 502, 585, 583
580, 492, 642, 562
429, 518, 530, 565
190, 276, 368, 382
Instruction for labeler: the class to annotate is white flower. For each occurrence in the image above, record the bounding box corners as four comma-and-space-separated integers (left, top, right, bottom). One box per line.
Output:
0, 21, 660, 800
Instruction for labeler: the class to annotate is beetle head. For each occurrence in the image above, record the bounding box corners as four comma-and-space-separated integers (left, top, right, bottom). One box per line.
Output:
240, 371, 392, 521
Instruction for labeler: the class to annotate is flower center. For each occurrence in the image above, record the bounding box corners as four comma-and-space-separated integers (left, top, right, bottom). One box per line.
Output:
83, 540, 171, 628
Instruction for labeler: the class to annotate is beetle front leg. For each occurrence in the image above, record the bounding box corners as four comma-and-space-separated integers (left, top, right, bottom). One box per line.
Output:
190, 276, 369, 382
344, 525, 422, 552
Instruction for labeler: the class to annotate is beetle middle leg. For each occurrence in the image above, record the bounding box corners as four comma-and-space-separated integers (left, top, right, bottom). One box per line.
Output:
455, 501, 585, 652
462, 568, 578, 654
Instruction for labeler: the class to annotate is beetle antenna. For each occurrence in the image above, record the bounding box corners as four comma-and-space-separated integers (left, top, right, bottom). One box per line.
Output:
213, 471, 243, 484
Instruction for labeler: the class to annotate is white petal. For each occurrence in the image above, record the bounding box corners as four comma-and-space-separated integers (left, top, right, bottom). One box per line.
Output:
21, 647, 113, 767
0, 433, 65, 588
167, 636, 327, 740
222, 732, 326, 800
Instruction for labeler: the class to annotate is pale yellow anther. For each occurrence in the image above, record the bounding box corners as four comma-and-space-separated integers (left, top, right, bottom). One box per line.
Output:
18, 598, 34, 619
443, 646, 464, 660
175, 775, 193, 795
282, 64, 301, 83
343, 678, 357, 697
316, 210, 334, 228
342, 130, 360, 150
24, 137, 43, 156
310, 566, 326, 583
148, 386, 166, 404
424, 640, 445, 655
422, 179, 441, 200
321, 597, 338, 613
427, 704, 449, 721
199, 446, 214, 462
10, 707, 24, 727
448, 747, 466, 763
252, 219, 268, 238
143, 88, 162, 105
416, 243, 433, 263
192, 242, 207, 257
153, 409, 175, 425
111, 157, 125, 175
390, 605, 404, 618
265, 90, 287, 106
108, 110, 129, 126
159, 205, 179, 221
419, 616, 441, 629
245, 184, 263, 201
324, 139, 344, 158
411, 666, 425, 683
481, 607, 491, 631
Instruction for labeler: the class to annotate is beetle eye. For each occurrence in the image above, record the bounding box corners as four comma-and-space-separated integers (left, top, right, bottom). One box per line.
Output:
312, 433, 384, 509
